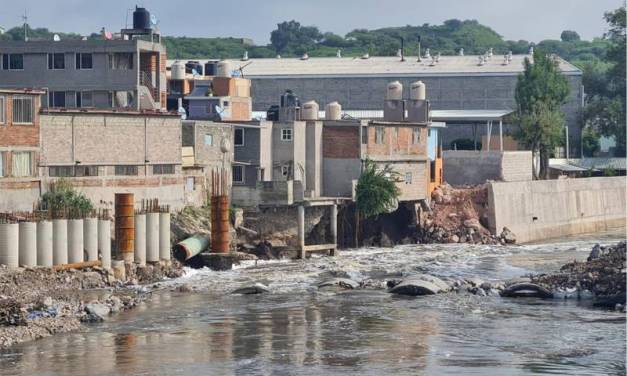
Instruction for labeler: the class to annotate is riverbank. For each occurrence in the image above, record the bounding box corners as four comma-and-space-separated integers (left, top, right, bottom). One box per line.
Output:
0, 262, 183, 348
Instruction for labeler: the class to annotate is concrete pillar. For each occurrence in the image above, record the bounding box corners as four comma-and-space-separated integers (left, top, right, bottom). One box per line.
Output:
330, 204, 338, 256
499, 119, 503, 152
297, 205, 305, 259
98, 219, 111, 269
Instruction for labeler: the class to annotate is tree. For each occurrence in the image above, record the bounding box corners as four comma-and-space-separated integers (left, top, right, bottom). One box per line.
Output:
513, 50, 570, 179
582, 126, 600, 156
584, 7, 626, 156
560, 30, 581, 42
270, 20, 323, 55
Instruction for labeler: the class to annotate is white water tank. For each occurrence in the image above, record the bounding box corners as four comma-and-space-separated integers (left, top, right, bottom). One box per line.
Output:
325, 101, 342, 120
302, 100, 319, 120
216, 61, 231, 77
171, 60, 185, 80
386, 81, 403, 100
410, 81, 426, 100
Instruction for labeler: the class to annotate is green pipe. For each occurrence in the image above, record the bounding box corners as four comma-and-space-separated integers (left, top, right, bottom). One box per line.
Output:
173, 234, 209, 262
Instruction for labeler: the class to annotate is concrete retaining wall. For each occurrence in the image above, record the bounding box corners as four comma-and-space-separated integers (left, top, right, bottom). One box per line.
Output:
488, 177, 626, 243
443, 150, 532, 186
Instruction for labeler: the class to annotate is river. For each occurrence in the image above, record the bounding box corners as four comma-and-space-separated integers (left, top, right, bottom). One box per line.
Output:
1, 230, 625, 375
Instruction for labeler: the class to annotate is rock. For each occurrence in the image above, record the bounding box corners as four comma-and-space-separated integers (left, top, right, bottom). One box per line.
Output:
466, 277, 484, 287
463, 219, 482, 231
475, 287, 487, 296
386, 279, 402, 288
80, 271, 104, 289
500, 227, 516, 244
480, 282, 492, 290
587, 244, 602, 261
448, 213, 458, 219
359, 279, 387, 289
232, 283, 270, 295
177, 283, 193, 293
450, 235, 460, 243
318, 278, 360, 290
41, 296, 53, 308
501, 283, 553, 299
84, 303, 110, 320
389, 274, 449, 296
199, 253, 235, 271
107, 296, 123, 313
111, 261, 126, 281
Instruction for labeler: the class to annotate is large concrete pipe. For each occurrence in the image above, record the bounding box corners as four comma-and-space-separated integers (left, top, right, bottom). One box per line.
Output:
98, 219, 111, 269
0, 223, 19, 268
52, 219, 68, 265
84, 218, 98, 262
159, 212, 171, 261
68, 219, 84, 263
173, 234, 209, 262
37, 220, 53, 267
18, 221, 37, 267
146, 212, 159, 262
115, 193, 135, 263
134, 213, 146, 266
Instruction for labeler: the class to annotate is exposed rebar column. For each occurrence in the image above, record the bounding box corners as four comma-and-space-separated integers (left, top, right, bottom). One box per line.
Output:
37, 220, 53, 267
159, 212, 171, 261
98, 219, 111, 269
84, 217, 98, 262
53, 219, 68, 265
18, 221, 37, 267
330, 204, 338, 256
0, 223, 19, 268
146, 212, 159, 262
68, 219, 84, 263
298, 205, 305, 259
210, 169, 231, 253
115, 193, 135, 263
134, 213, 146, 266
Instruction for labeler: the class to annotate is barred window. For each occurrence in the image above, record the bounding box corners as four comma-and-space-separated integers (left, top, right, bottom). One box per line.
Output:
0, 96, 5, 124
361, 127, 368, 144
152, 164, 175, 175
115, 165, 138, 176
13, 96, 34, 124
405, 172, 413, 184
375, 127, 385, 144
49, 166, 74, 177
281, 128, 292, 141
0, 152, 4, 177
232, 165, 244, 184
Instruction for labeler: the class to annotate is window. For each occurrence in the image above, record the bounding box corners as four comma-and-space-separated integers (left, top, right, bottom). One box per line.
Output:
108, 53, 133, 70
281, 165, 291, 178
204, 134, 213, 146
49, 166, 99, 177
361, 127, 368, 144
48, 91, 66, 108
232, 165, 244, 184
234, 128, 244, 146
47, 53, 65, 70
0, 96, 5, 124
115, 165, 138, 176
185, 177, 195, 192
13, 96, 33, 124
76, 91, 93, 108
412, 127, 421, 145
2, 54, 24, 70
75, 166, 98, 176
12, 152, 32, 177
222, 101, 229, 107
375, 127, 385, 144
257, 168, 265, 181
153, 164, 175, 175
281, 128, 292, 141
405, 172, 413, 184
0, 152, 4, 177
107, 92, 114, 107
75, 53, 93, 69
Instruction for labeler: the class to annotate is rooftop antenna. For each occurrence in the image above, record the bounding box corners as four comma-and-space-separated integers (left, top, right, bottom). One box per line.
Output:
398, 37, 405, 62
22, 10, 28, 41
237, 61, 253, 78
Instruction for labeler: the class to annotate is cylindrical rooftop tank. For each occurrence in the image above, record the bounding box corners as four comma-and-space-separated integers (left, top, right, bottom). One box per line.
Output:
185, 61, 203, 75
171, 61, 185, 80
410, 81, 426, 100
132, 6, 151, 30
19, 221, 37, 267
216, 61, 231, 77
52, 219, 68, 265
325, 101, 342, 120
134, 213, 146, 266
302, 100, 319, 120
68, 219, 84, 263
37, 220, 53, 267
386, 81, 403, 101
280, 90, 300, 108
0, 223, 19, 269
159, 212, 171, 261
146, 212, 160, 263
98, 219, 111, 269
84, 218, 98, 262
204, 61, 217, 76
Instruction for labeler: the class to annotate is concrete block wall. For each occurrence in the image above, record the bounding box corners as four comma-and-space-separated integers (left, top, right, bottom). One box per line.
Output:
487, 176, 626, 243
443, 150, 532, 186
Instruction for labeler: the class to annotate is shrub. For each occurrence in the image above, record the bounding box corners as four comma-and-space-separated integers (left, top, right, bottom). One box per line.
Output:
355, 159, 401, 219
40, 179, 94, 213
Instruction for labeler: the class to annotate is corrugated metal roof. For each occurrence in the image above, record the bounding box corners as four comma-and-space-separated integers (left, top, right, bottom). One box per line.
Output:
252, 109, 512, 121
167, 55, 581, 78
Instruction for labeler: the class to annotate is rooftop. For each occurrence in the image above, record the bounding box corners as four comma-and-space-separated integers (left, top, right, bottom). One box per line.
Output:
40, 108, 178, 117
252, 109, 513, 122
167, 55, 581, 78
0, 88, 47, 95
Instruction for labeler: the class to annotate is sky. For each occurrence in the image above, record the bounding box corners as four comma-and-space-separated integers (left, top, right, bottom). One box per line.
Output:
0, 0, 623, 44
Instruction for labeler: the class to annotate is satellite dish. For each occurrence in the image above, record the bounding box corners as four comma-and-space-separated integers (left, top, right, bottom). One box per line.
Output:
53, 34, 60, 41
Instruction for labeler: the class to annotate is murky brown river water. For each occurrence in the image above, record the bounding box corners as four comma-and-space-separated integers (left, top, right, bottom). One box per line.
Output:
1, 230, 625, 375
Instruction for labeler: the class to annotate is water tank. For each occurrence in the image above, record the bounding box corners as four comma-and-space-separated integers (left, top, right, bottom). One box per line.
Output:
386, 81, 403, 100
171, 61, 185, 80
410, 81, 426, 100
185, 61, 203, 75
280, 90, 300, 108
204, 61, 217, 76
132, 7, 151, 30
302, 101, 319, 120
216, 61, 231, 77
325, 101, 342, 120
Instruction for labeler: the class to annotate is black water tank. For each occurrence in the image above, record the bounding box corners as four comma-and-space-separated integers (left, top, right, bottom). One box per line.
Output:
204, 62, 217, 76
185, 61, 203, 75
281, 90, 300, 108
133, 6, 151, 30
267, 105, 279, 121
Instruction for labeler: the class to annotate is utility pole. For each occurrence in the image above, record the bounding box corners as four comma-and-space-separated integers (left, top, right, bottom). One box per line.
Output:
22, 11, 28, 41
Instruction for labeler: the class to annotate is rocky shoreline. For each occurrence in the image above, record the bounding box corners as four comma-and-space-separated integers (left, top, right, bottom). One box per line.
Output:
0, 262, 183, 349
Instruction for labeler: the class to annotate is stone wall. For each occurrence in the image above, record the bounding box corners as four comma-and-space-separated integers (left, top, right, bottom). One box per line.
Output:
443, 150, 532, 186
487, 177, 626, 243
